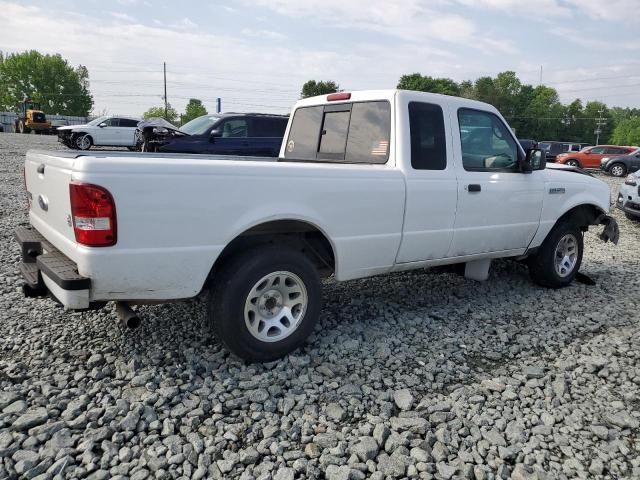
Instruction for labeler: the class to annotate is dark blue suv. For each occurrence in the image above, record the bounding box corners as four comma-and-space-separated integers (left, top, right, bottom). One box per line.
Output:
159, 113, 288, 157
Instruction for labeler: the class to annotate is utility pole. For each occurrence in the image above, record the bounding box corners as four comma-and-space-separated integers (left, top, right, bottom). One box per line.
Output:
163, 62, 168, 121
539, 65, 543, 85
595, 107, 606, 145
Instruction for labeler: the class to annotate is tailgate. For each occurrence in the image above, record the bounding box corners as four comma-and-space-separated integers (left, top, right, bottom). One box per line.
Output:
25, 150, 77, 256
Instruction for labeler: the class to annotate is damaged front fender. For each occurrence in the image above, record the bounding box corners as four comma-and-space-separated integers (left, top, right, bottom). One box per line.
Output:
594, 214, 619, 245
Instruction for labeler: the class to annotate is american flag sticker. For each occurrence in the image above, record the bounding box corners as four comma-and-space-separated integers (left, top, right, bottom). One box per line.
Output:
371, 140, 389, 156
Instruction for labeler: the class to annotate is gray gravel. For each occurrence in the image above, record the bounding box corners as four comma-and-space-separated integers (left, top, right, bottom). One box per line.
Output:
1, 132, 639, 479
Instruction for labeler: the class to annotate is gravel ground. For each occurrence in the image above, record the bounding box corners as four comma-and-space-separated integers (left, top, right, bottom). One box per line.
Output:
1, 132, 639, 480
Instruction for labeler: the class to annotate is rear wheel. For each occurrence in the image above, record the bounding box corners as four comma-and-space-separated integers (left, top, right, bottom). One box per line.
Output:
566, 159, 580, 168
610, 163, 627, 177
208, 245, 322, 362
528, 220, 583, 288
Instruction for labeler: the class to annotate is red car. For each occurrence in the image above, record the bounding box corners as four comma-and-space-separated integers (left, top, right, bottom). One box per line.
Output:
556, 145, 637, 169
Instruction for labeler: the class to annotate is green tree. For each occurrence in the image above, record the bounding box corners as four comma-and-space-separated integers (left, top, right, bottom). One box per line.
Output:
397, 73, 460, 96
182, 98, 208, 124
610, 117, 640, 146
143, 104, 178, 125
300, 80, 340, 98
523, 86, 564, 140
0, 50, 93, 115
560, 99, 584, 141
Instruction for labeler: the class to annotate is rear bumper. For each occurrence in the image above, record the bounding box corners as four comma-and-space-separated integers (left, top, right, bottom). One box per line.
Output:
15, 226, 91, 309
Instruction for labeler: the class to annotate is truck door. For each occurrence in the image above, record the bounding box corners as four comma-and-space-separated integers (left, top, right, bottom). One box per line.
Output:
396, 101, 457, 263
449, 108, 544, 256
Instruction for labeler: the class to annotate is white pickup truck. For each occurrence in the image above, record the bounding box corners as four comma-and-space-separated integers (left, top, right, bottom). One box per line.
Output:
16, 90, 619, 362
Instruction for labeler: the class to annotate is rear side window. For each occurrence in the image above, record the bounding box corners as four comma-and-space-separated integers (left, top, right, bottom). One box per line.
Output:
408, 102, 447, 170
284, 101, 390, 164
252, 117, 288, 137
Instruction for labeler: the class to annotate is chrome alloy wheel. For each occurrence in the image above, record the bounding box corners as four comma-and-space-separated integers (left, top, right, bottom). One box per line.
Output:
244, 271, 308, 342
554, 234, 579, 277
77, 135, 91, 150
611, 164, 625, 177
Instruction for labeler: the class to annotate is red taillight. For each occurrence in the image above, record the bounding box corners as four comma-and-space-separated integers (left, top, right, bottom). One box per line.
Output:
327, 92, 351, 101
69, 181, 117, 247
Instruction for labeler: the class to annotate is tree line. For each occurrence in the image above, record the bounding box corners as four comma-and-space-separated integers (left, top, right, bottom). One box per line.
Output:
301, 75, 640, 146
2, 50, 638, 145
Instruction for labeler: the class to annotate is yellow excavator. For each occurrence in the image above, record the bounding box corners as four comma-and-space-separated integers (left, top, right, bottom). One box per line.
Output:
15, 100, 50, 134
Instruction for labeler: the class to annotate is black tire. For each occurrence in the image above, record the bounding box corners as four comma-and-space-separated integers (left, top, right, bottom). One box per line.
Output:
626, 212, 639, 221
609, 163, 627, 177
127, 146, 138, 152
528, 220, 583, 288
565, 159, 580, 168
208, 245, 322, 362
76, 134, 93, 150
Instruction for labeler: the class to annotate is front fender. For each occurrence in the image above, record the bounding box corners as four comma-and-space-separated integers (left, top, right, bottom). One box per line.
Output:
528, 177, 611, 248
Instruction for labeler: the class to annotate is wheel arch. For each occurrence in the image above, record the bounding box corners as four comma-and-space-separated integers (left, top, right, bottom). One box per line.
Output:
555, 203, 605, 230
529, 202, 607, 254
204, 218, 337, 290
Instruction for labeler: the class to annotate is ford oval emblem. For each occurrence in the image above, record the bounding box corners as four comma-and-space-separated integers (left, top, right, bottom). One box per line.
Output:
38, 194, 49, 212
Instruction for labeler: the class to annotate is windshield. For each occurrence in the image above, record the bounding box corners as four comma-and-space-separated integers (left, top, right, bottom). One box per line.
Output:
180, 115, 221, 135
87, 116, 108, 126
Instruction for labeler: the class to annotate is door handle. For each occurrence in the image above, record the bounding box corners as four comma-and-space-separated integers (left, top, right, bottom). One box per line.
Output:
468, 184, 481, 192
37, 164, 45, 174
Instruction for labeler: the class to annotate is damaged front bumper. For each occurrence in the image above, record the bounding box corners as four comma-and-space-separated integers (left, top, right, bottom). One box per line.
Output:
595, 214, 619, 244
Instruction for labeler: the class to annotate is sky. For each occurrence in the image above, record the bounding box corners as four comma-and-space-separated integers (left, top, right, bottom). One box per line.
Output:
1, 0, 639, 117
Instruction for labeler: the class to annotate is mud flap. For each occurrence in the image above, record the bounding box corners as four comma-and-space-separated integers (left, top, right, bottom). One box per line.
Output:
595, 214, 619, 244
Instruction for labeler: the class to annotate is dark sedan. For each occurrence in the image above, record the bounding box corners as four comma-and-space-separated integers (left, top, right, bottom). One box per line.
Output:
159, 113, 288, 157
601, 148, 640, 177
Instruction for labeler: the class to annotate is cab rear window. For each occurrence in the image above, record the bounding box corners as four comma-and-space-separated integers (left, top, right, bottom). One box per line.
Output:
284, 101, 390, 164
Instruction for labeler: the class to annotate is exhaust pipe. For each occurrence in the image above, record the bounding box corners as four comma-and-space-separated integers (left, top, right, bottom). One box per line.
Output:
116, 302, 141, 329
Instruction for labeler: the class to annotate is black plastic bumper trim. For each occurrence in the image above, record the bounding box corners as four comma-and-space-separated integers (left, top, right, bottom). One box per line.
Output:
15, 226, 90, 291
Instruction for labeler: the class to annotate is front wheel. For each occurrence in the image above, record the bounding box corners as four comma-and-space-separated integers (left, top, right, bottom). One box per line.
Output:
609, 163, 627, 177
565, 159, 580, 168
76, 134, 93, 150
208, 245, 322, 362
528, 220, 583, 288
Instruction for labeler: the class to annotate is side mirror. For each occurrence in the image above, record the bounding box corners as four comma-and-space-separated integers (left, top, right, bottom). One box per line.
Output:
98, 123, 107, 128
522, 148, 545, 172
583, 150, 590, 154
210, 128, 222, 138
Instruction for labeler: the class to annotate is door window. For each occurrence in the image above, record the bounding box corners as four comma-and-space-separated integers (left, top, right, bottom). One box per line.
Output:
589, 147, 606, 154
408, 102, 447, 170
458, 108, 519, 171
103, 118, 119, 127
221, 119, 248, 137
